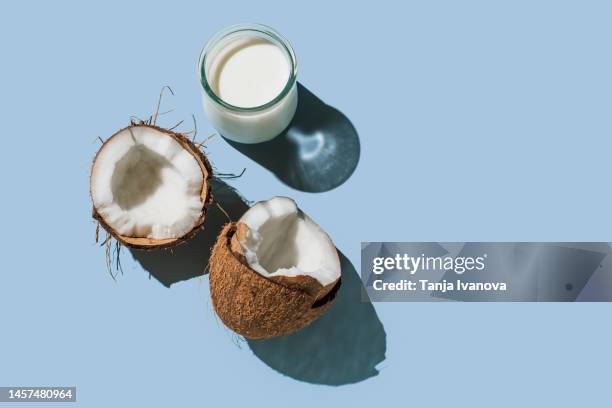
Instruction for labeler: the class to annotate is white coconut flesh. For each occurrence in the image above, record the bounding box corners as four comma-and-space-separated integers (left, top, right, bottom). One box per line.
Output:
91, 126, 205, 240
235, 197, 341, 286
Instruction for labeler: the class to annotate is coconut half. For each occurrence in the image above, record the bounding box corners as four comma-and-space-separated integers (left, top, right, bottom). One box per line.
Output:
90, 123, 212, 248
209, 196, 342, 339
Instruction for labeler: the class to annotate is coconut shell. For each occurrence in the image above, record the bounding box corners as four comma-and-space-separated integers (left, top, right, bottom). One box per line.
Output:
209, 223, 341, 339
91, 123, 213, 249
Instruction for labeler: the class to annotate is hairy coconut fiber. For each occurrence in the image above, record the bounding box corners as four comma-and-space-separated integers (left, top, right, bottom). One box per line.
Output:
209, 223, 342, 339
91, 123, 213, 249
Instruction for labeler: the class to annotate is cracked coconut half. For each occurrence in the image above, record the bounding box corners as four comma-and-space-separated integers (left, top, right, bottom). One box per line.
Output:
90, 123, 212, 249
210, 196, 342, 339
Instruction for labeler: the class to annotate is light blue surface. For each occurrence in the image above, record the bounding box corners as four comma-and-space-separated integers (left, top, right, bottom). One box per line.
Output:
1, 0, 612, 406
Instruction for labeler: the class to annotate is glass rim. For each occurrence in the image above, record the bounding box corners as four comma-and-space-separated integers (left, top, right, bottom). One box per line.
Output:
198, 23, 298, 113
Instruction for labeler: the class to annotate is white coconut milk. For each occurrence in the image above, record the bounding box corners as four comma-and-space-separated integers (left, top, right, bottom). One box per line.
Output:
210, 37, 290, 108
200, 25, 298, 144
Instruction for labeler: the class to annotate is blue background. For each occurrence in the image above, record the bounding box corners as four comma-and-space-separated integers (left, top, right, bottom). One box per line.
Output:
2, 0, 611, 406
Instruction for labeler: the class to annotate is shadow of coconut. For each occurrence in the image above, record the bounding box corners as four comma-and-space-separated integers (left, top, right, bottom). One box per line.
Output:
224, 83, 360, 193
129, 179, 249, 287
111, 144, 172, 210
247, 252, 386, 386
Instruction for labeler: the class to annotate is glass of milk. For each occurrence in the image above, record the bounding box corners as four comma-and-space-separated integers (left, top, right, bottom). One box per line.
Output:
199, 24, 298, 144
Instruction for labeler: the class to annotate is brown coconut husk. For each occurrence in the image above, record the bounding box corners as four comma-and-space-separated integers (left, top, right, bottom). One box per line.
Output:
209, 223, 342, 339
91, 123, 213, 250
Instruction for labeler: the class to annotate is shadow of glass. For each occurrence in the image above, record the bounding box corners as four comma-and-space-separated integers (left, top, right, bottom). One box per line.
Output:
129, 179, 249, 287
247, 252, 386, 386
224, 83, 360, 193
